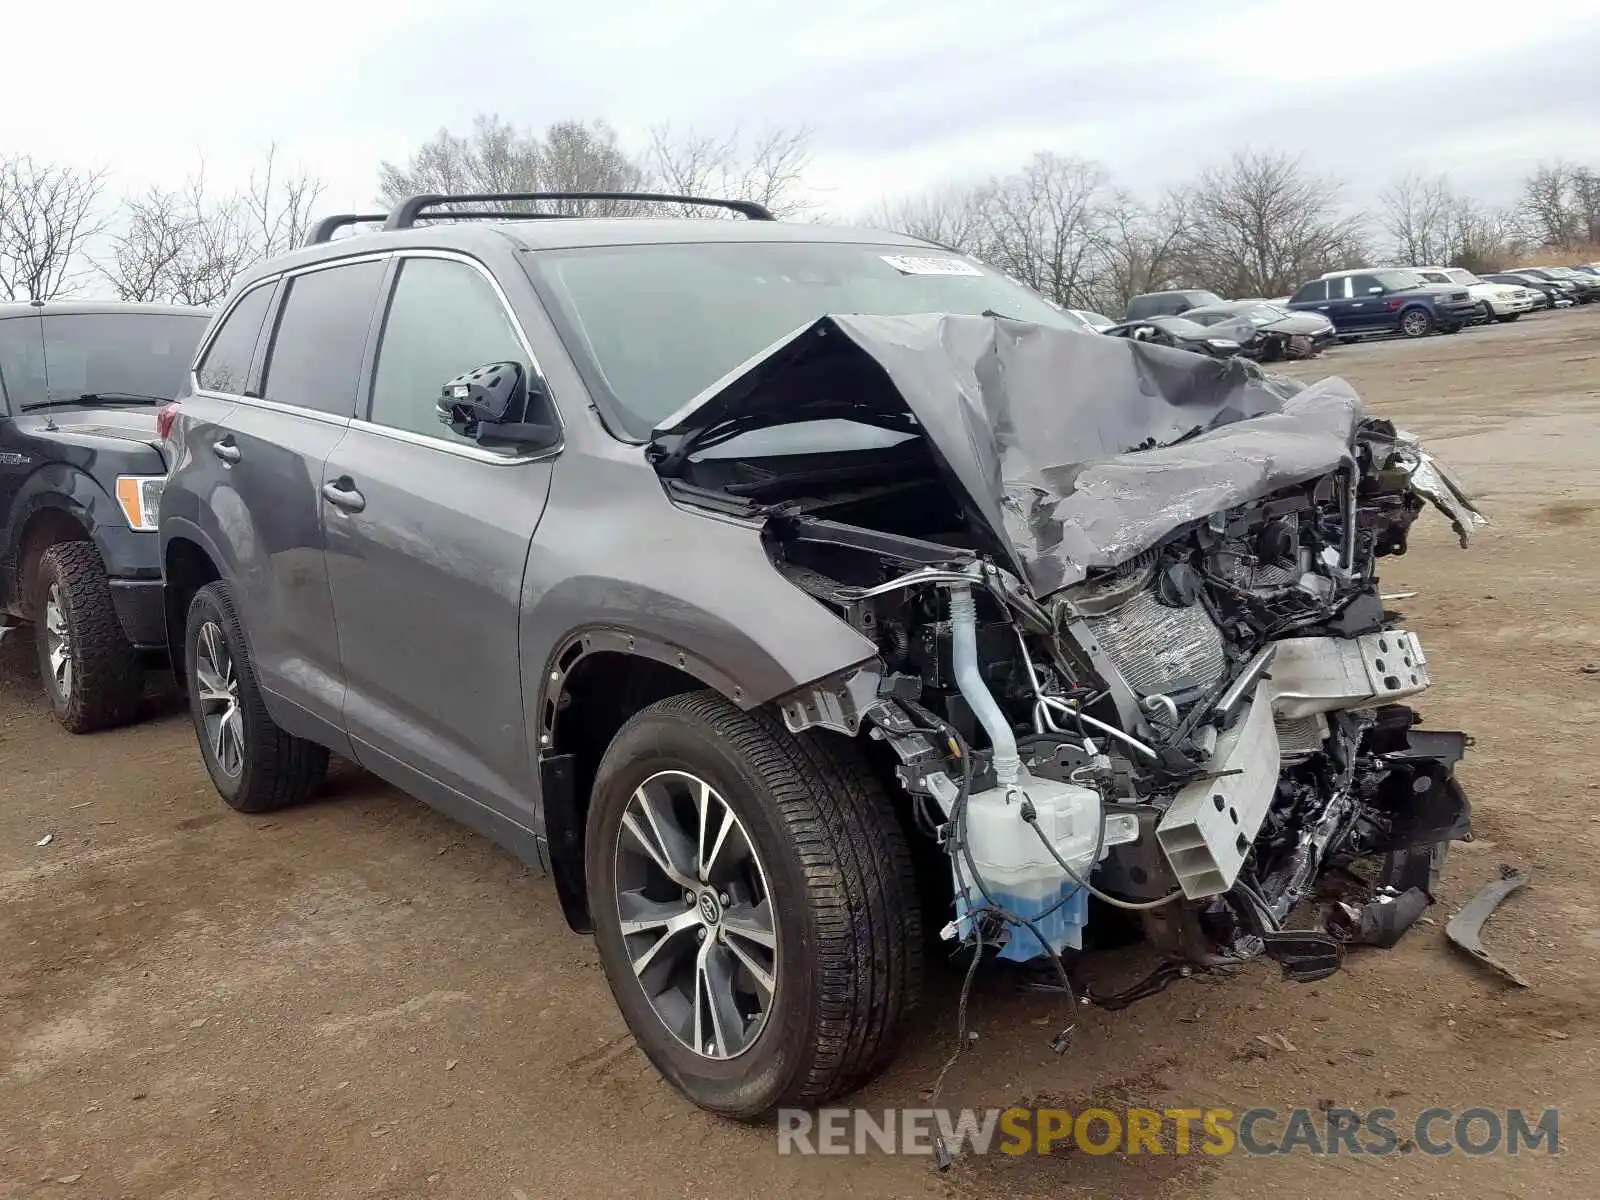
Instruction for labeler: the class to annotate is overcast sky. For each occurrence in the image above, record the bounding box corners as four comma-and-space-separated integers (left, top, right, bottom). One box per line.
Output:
4, 0, 1597, 219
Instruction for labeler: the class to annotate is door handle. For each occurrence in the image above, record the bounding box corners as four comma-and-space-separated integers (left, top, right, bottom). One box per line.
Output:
212, 440, 241, 464
1317, 305, 1330, 310
321, 479, 366, 513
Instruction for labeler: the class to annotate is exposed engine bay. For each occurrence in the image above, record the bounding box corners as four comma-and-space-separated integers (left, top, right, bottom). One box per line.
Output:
650, 312, 1486, 999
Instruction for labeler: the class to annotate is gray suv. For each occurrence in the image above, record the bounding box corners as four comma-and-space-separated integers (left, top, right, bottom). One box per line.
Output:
160, 191, 1482, 1118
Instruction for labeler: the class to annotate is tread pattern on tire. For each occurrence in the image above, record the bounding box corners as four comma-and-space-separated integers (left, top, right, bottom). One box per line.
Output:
188, 581, 328, 813
34, 541, 143, 733
623, 690, 923, 1110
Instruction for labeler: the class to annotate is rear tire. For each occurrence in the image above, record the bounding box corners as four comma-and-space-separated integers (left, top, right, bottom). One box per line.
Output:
185, 581, 328, 812
32, 541, 143, 734
585, 690, 921, 1116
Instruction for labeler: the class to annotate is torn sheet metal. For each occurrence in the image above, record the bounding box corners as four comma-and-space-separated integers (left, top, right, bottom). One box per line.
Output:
1446, 866, 1531, 987
654, 314, 1479, 596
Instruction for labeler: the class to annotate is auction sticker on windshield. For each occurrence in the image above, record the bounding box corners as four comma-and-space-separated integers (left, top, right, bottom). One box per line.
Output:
880, 254, 984, 276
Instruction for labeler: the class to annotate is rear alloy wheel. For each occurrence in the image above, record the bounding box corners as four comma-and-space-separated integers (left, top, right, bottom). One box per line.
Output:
32, 541, 143, 733
185, 581, 328, 812
1399, 308, 1434, 338
586, 690, 921, 1116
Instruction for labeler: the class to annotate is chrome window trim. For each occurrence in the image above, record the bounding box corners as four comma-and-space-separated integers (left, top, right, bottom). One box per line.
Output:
188, 273, 282, 392
186, 248, 564, 466
355, 247, 564, 466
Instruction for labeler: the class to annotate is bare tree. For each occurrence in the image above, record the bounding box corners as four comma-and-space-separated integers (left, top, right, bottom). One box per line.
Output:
647, 125, 814, 218
1379, 173, 1457, 266
1087, 187, 1192, 315
979, 152, 1111, 306
863, 182, 992, 254
242, 143, 324, 258
101, 149, 324, 306
1518, 162, 1580, 249
379, 115, 649, 216
0, 155, 107, 301
1179, 150, 1366, 297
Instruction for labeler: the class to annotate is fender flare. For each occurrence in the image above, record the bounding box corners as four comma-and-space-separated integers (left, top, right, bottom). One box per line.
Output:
534, 624, 775, 751
3, 464, 120, 602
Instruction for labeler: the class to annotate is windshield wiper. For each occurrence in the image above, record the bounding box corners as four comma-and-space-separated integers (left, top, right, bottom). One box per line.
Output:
23, 392, 169, 411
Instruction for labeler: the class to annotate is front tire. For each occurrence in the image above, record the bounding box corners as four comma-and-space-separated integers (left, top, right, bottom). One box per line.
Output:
586, 690, 921, 1116
184, 581, 328, 812
32, 542, 143, 733
1399, 308, 1434, 338
1496, 313, 1522, 323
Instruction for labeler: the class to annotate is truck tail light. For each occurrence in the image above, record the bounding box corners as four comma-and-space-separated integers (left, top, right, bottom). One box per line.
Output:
156, 402, 180, 441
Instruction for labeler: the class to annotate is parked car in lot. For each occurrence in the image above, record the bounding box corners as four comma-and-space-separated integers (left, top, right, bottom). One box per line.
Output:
1410, 267, 1537, 323
1067, 308, 1115, 331
1482, 272, 1573, 309
1101, 313, 1258, 358
1181, 300, 1335, 360
1123, 288, 1225, 319
1288, 269, 1479, 339
1505, 267, 1597, 303
159, 192, 1481, 1118
0, 302, 211, 731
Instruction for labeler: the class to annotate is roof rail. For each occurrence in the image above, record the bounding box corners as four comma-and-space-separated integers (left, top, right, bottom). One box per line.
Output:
306, 213, 389, 246
384, 191, 776, 230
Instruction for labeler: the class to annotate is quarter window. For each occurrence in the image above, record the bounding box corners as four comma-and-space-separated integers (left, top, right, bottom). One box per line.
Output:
367, 257, 528, 446
261, 260, 386, 418
197, 282, 274, 395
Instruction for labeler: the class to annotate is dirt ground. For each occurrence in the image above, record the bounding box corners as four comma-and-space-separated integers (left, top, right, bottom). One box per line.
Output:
3, 310, 1597, 1199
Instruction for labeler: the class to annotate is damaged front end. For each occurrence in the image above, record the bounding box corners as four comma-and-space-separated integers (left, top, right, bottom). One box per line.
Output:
650, 312, 1486, 998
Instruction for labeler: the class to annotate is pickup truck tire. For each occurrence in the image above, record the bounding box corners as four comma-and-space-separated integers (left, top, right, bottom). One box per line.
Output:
32, 541, 144, 734
1399, 308, 1434, 338
184, 581, 328, 813
585, 689, 921, 1117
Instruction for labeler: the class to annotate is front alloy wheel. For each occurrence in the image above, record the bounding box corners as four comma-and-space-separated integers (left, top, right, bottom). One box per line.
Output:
586, 690, 922, 1116
615, 770, 777, 1060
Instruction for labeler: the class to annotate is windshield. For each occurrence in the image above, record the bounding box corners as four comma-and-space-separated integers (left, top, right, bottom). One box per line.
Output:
0, 312, 209, 411
523, 241, 1079, 438
1416, 271, 1452, 284
1445, 269, 1480, 285
1372, 270, 1429, 291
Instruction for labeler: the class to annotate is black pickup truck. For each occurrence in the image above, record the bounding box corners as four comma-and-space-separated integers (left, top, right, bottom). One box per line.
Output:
0, 302, 211, 731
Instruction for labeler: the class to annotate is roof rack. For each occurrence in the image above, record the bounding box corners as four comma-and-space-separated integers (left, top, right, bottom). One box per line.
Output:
306, 213, 389, 246
383, 191, 776, 230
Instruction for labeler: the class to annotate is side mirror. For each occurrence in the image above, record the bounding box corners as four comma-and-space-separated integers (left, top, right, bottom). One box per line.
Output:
436, 361, 557, 450
1367, 286, 1384, 295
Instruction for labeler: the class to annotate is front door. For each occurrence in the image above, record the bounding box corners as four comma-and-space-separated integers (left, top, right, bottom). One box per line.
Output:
323, 253, 554, 827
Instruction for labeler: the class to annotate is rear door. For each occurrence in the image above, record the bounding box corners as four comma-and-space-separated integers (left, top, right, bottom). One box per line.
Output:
211, 257, 387, 747
1289, 279, 1333, 325
322, 251, 555, 827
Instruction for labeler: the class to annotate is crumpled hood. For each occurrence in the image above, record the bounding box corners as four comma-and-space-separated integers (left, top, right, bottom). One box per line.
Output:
652, 313, 1480, 596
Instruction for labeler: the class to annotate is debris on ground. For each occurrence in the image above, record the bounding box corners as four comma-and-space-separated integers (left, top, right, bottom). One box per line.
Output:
1445, 865, 1531, 987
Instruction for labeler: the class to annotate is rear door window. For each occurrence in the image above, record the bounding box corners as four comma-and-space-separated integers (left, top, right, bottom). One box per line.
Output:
197, 282, 276, 396
261, 259, 387, 418
1291, 280, 1326, 303
366, 257, 528, 446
